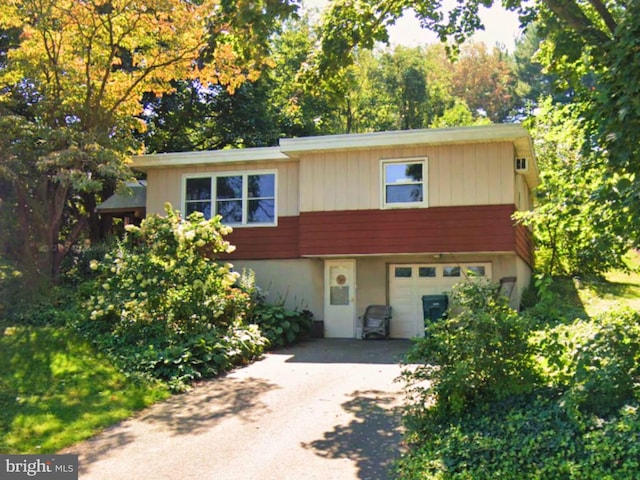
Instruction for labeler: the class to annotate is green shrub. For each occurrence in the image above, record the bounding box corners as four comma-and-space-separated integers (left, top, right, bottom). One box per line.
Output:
77, 205, 267, 390
396, 391, 640, 480
535, 308, 640, 418
399, 277, 640, 479
557, 309, 640, 417
0, 257, 21, 319
520, 274, 586, 327
100, 325, 266, 391
1, 277, 82, 328
402, 279, 539, 422
250, 302, 313, 347
59, 237, 121, 286
87, 207, 249, 332
0, 257, 71, 325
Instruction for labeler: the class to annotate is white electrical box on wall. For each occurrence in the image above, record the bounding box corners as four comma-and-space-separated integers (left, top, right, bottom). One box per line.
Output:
515, 157, 528, 173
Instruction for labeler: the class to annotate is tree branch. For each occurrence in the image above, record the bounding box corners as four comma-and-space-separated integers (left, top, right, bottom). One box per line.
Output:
587, 0, 617, 36
542, 0, 611, 45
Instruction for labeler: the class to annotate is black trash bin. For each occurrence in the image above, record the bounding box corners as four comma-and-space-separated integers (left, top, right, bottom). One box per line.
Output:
421, 295, 448, 324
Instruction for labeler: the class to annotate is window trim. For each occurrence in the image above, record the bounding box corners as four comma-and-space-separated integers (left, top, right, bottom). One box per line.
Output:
182, 170, 278, 227
380, 157, 428, 209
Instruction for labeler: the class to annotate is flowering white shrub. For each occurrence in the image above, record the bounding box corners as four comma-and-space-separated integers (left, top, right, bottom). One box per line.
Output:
85, 204, 266, 389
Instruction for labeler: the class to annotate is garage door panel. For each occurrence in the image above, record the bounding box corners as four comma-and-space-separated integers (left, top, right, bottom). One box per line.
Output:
389, 263, 492, 338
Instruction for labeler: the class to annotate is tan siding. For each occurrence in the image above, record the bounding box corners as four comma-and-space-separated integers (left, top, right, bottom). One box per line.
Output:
474, 144, 490, 205
500, 145, 515, 203
146, 169, 181, 215
431, 145, 450, 205
487, 146, 504, 204
359, 154, 376, 209
325, 155, 337, 210
335, 154, 347, 209
142, 161, 299, 217
462, 144, 476, 205
145, 141, 520, 216
285, 161, 299, 216
515, 174, 532, 211
346, 151, 359, 208
428, 142, 514, 207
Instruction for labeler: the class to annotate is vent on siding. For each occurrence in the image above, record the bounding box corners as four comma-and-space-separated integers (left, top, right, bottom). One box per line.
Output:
515, 157, 528, 173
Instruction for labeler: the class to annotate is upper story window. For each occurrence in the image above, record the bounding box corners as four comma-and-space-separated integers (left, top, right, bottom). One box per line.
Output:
184, 172, 276, 226
381, 158, 427, 208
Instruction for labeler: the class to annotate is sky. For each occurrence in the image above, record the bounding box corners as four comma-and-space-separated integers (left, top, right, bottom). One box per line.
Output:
302, 1, 522, 52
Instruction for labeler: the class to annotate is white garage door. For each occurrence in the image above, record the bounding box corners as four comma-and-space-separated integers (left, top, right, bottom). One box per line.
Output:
388, 263, 492, 338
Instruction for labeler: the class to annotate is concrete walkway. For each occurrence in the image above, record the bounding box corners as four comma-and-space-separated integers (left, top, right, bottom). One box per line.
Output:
64, 339, 412, 480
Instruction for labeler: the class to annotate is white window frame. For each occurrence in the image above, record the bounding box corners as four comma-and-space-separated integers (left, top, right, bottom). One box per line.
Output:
380, 157, 428, 209
182, 170, 278, 227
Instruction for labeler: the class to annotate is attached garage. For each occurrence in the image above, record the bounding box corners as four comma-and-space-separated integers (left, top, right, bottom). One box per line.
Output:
388, 263, 492, 338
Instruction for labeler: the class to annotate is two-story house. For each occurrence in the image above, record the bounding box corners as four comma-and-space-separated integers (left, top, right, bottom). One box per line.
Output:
132, 124, 539, 338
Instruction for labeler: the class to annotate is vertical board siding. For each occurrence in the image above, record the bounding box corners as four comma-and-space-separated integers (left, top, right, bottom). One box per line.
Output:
299, 141, 516, 212
146, 169, 181, 215
143, 161, 299, 217
462, 144, 477, 205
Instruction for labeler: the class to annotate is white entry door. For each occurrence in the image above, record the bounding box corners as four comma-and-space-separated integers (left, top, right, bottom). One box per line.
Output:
324, 259, 356, 338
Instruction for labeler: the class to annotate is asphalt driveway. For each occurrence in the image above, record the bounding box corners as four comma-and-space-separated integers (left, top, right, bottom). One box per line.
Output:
64, 339, 412, 480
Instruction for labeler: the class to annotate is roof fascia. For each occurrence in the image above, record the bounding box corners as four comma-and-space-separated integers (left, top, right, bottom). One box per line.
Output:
131, 146, 288, 170
280, 124, 529, 155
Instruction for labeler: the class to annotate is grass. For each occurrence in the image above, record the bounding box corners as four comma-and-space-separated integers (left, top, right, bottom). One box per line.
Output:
572, 250, 640, 317
0, 325, 170, 454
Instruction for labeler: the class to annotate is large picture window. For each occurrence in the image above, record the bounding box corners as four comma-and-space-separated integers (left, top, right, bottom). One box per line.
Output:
382, 158, 427, 207
184, 172, 276, 226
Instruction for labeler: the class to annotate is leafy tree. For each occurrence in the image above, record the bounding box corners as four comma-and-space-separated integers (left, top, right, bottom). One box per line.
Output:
430, 99, 486, 128
139, 14, 328, 152
511, 25, 560, 116
514, 100, 633, 276
450, 42, 519, 122
0, 0, 297, 287
268, 16, 338, 136
140, 80, 283, 152
377, 47, 429, 130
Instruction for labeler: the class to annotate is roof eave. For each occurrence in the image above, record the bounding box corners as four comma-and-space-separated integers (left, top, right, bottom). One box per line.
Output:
131, 146, 288, 171
279, 124, 531, 154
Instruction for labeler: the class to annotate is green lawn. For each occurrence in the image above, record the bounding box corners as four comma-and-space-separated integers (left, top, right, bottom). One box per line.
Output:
0, 325, 169, 454
573, 250, 640, 317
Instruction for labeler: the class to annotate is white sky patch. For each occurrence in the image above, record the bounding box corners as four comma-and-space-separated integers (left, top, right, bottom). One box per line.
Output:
302, 0, 522, 52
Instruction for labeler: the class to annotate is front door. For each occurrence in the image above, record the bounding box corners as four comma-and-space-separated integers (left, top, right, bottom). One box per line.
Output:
324, 259, 356, 338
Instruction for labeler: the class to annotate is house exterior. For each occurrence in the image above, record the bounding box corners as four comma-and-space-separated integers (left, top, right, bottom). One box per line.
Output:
95, 180, 147, 234
132, 124, 539, 339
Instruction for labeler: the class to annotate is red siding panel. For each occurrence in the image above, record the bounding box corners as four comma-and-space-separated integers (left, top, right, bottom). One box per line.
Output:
515, 223, 534, 267
223, 206, 534, 263
225, 216, 299, 260
299, 205, 519, 256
